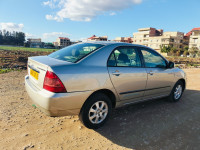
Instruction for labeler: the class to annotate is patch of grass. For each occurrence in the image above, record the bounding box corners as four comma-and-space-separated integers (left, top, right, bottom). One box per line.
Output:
0, 46, 58, 52
0, 68, 22, 74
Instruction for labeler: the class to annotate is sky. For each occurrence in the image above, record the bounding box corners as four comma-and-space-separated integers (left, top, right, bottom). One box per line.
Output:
0, 0, 200, 42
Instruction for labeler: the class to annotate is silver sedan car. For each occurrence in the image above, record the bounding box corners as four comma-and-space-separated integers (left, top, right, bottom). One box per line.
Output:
25, 42, 186, 129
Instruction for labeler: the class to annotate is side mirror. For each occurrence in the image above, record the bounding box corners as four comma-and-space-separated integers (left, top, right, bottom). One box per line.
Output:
168, 61, 175, 68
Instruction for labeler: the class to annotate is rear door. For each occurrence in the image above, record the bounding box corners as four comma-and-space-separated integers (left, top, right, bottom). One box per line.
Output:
139, 47, 175, 99
107, 46, 147, 101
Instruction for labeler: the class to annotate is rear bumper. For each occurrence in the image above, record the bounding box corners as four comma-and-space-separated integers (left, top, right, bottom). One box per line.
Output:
25, 75, 92, 116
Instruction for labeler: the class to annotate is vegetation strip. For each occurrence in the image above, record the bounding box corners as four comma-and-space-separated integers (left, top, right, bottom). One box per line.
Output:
0, 46, 57, 52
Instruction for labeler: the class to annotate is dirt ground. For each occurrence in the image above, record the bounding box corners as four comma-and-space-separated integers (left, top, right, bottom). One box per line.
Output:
0, 69, 200, 150
0, 50, 50, 69
1, 49, 200, 70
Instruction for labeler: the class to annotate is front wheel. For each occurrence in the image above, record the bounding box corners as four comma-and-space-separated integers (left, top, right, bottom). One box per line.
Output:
168, 81, 184, 102
79, 93, 112, 129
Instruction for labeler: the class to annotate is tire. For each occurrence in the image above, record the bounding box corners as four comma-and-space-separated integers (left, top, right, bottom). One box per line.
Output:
79, 92, 112, 129
168, 80, 184, 102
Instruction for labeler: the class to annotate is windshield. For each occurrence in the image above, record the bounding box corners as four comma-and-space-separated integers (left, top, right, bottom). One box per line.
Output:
48, 43, 104, 63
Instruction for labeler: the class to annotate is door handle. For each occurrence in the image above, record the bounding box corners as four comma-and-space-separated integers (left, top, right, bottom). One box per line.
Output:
112, 70, 121, 76
148, 71, 154, 75
112, 72, 121, 76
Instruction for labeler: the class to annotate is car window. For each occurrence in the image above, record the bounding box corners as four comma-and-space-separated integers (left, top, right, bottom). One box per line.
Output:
48, 43, 104, 63
108, 47, 141, 67
141, 48, 166, 68
107, 53, 117, 67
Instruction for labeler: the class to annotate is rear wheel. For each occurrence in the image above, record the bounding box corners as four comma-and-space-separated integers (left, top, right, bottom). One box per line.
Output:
79, 93, 112, 129
168, 80, 184, 102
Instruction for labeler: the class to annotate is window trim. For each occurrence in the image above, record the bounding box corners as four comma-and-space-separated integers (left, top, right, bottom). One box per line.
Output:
74, 44, 105, 63
107, 46, 143, 68
48, 43, 105, 63
139, 47, 169, 69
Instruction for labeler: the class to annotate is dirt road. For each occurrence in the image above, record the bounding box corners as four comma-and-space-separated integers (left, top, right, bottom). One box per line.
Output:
0, 69, 200, 150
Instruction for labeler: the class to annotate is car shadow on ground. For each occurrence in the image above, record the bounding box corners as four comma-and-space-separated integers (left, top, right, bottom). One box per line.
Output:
95, 89, 200, 150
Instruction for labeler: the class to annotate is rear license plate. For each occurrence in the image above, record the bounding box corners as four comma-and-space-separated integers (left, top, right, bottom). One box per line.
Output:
30, 69, 39, 80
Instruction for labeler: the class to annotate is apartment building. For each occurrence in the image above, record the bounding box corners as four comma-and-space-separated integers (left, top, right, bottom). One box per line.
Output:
114, 37, 133, 43
183, 34, 190, 48
88, 35, 108, 41
187, 28, 200, 49
54, 37, 71, 48
133, 27, 185, 52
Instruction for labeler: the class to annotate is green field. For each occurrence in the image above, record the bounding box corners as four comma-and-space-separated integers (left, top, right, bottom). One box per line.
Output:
0, 46, 58, 52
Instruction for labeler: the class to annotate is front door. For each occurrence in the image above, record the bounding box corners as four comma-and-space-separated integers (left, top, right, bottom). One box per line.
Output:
140, 48, 175, 99
107, 46, 147, 101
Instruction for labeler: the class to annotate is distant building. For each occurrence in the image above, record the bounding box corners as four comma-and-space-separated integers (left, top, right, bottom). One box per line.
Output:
161, 32, 185, 49
44, 42, 55, 49
53, 37, 81, 48
183, 34, 190, 48
114, 37, 133, 43
187, 28, 200, 50
71, 40, 82, 45
133, 27, 185, 52
54, 37, 71, 48
87, 35, 108, 41
53, 42, 58, 47
27, 38, 41, 43
27, 38, 43, 48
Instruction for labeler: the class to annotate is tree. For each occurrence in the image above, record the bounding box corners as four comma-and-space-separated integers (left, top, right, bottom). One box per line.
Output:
0, 30, 25, 46
171, 47, 177, 53
0, 30, 3, 45
160, 45, 171, 53
183, 46, 189, 51
176, 50, 181, 56
183, 50, 189, 57
16, 32, 25, 45
189, 47, 199, 58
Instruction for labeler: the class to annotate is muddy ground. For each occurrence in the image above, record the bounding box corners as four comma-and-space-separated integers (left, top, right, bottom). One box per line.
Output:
0, 69, 200, 150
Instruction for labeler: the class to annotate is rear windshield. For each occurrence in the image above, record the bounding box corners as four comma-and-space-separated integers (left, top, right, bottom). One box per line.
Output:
48, 43, 104, 63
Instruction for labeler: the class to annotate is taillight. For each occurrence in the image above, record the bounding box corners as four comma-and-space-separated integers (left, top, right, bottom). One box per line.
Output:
43, 71, 67, 93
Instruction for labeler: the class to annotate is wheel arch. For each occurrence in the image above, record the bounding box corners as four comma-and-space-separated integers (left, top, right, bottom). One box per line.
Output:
178, 78, 186, 91
80, 89, 116, 114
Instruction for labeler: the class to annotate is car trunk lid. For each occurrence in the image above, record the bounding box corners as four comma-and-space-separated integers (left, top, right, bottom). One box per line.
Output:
27, 56, 72, 90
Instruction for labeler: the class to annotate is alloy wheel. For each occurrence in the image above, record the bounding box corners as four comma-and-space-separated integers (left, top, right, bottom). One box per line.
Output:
174, 84, 183, 100
88, 101, 108, 124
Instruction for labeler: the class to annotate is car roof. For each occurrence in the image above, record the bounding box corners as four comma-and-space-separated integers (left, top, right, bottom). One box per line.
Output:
82, 41, 147, 47
82, 41, 119, 45
81, 41, 165, 59
81, 41, 155, 50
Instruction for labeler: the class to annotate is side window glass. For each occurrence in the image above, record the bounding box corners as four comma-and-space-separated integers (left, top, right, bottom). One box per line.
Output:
108, 47, 141, 67
141, 48, 166, 68
107, 53, 116, 67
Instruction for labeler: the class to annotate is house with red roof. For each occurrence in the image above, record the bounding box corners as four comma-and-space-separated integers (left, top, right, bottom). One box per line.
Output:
87, 35, 108, 41
187, 28, 200, 49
